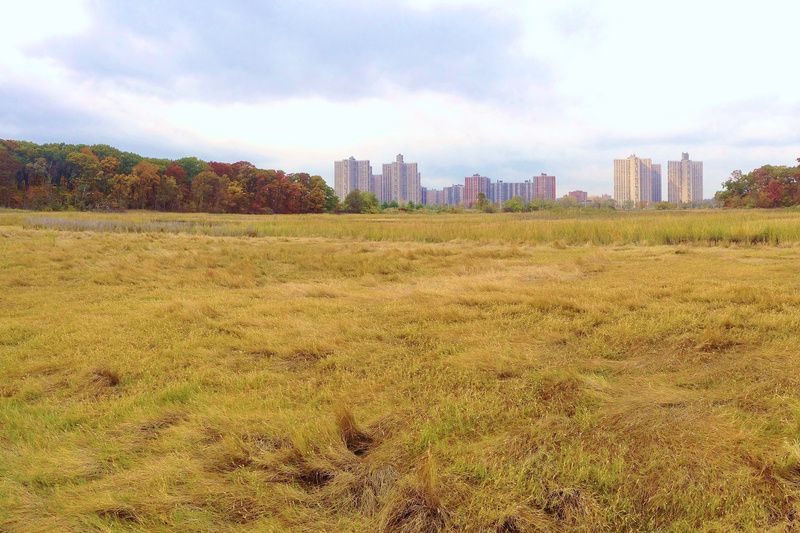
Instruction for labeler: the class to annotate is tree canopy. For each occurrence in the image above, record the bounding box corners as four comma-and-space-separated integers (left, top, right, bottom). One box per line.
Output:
716, 160, 800, 208
0, 139, 337, 214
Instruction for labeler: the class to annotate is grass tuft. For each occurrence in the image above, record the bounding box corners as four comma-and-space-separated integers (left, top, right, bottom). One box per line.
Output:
89, 368, 120, 388
380, 451, 449, 533
336, 406, 375, 456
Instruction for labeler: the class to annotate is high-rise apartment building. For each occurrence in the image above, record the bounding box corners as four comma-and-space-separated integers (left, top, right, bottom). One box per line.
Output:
568, 190, 588, 203
444, 184, 464, 206
508, 180, 534, 203
533, 173, 557, 201
422, 188, 446, 206
614, 155, 654, 206
370, 174, 383, 202
382, 154, 421, 204
652, 164, 662, 203
334, 157, 372, 200
464, 174, 491, 206
490, 180, 514, 204
668, 153, 703, 204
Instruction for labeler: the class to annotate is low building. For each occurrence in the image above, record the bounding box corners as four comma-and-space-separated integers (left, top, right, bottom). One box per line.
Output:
568, 190, 588, 203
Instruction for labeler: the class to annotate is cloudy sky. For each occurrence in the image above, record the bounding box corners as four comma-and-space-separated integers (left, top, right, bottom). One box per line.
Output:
1, 0, 798, 195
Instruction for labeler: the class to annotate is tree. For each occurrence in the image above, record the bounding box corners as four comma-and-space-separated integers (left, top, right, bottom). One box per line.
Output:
360, 192, 379, 213
108, 174, 135, 209
155, 175, 180, 211
175, 157, 208, 179
343, 190, 379, 213
502, 196, 524, 212
717, 164, 800, 208
323, 182, 338, 213
164, 163, 190, 208
191, 170, 228, 212
0, 146, 22, 207
558, 195, 578, 208
130, 161, 160, 210
344, 190, 365, 213
476, 192, 491, 212
67, 150, 105, 209
0, 139, 347, 215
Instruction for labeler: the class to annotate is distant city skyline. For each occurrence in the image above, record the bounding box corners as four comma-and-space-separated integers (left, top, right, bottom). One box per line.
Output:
335, 156, 560, 206
2, 2, 798, 196
337, 151, 707, 206
614, 153, 703, 206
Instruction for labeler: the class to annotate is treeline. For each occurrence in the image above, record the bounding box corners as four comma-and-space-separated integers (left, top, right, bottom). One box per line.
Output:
716, 160, 800, 208
0, 140, 337, 213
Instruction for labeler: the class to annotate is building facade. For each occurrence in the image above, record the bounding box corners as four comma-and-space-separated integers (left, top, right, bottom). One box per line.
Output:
382, 154, 421, 204
370, 174, 385, 203
652, 164, 662, 203
464, 174, 491, 207
422, 188, 446, 206
334, 157, 372, 201
667, 153, 703, 204
533, 173, 557, 201
568, 190, 588, 204
614, 155, 654, 206
443, 184, 464, 206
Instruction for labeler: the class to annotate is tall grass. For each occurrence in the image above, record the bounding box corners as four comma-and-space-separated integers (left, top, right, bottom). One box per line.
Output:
10, 208, 800, 246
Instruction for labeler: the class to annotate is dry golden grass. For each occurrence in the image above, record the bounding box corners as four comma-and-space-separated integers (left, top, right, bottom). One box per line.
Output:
1, 209, 800, 531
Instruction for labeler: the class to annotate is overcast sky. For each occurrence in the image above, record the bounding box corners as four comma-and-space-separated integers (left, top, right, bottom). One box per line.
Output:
1, 0, 798, 195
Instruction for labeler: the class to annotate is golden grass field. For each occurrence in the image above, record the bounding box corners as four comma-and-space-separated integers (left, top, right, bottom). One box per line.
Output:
1, 208, 800, 531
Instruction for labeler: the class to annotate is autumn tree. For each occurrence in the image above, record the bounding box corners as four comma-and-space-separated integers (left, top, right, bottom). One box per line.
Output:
67, 150, 105, 209
131, 161, 161, 209
717, 164, 800, 208
0, 146, 22, 207
191, 170, 229, 212
0, 139, 341, 214
164, 163, 190, 208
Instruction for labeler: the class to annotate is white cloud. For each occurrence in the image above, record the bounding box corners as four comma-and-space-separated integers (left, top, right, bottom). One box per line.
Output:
1, 0, 799, 196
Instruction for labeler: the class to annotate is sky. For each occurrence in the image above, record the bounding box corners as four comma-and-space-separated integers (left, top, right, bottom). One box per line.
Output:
1, 0, 799, 196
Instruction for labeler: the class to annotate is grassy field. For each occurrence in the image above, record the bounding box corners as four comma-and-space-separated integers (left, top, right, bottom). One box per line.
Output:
1, 209, 800, 531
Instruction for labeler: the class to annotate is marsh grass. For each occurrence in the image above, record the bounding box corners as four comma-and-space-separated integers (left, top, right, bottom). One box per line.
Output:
10, 208, 800, 246
1, 210, 800, 530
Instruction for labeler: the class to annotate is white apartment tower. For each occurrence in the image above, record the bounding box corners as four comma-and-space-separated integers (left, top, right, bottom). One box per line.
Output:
668, 153, 703, 205
614, 155, 655, 206
382, 154, 421, 204
334, 157, 372, 200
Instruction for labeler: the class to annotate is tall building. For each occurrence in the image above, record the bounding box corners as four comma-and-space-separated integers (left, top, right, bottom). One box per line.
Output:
668, 153, 703, 205
443, 184, 464, 206
422, 188, 446, 206
533, 173, 556, 201
382, 154, 421, 204
490, 180, 514, 204
652, 164, 662, 203
370, 174, 384, 202
334, 157, 371, 200
568, 190, 588, 203
464, 174, 491, 206
614, 155, 654, 206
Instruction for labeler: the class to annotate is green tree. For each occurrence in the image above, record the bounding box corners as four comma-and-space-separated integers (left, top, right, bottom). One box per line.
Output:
323, 183, 339, 213
502, 196, 524, 212
67, 150, 105, 209
476, 192, 491, 212
558, 195, 578, 208
175, 157, 208, 179
343, 190, 379, 213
